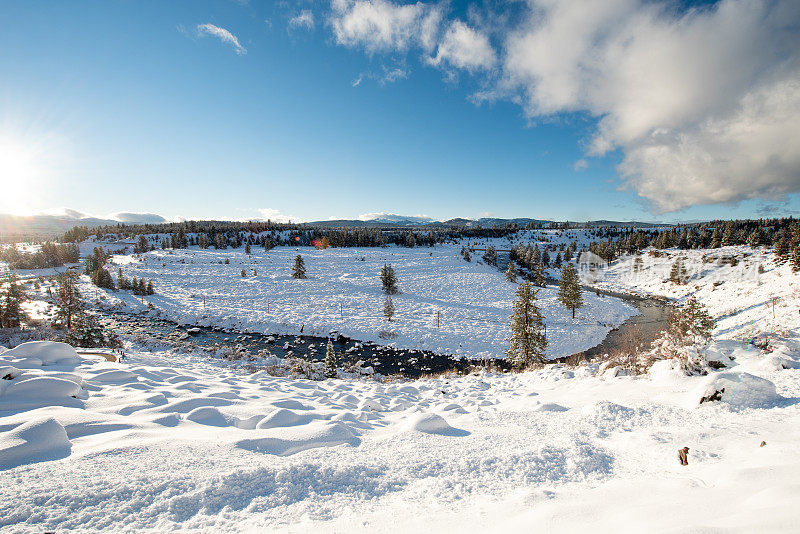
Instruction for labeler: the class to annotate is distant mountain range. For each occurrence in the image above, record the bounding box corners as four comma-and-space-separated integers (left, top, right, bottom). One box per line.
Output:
306, 216, 665, 228
0, 211, 167, 239
0, 210, 667, 239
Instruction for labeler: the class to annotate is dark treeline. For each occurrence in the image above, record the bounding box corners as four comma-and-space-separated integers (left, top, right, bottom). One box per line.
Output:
63, 220, 521, 250
60, 217, 798, 262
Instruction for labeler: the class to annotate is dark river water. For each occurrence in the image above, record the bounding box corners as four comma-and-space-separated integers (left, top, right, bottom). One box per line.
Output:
97, 281, 670, 377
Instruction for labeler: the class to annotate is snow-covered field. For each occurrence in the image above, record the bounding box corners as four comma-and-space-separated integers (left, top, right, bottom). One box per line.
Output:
590, 246, 795, 341
1, 339, 798, 532
97, 244, 636, 360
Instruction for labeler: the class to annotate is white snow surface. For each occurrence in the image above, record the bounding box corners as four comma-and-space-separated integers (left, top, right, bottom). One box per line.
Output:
93, 243, 636, 359
1, 340, 799, 532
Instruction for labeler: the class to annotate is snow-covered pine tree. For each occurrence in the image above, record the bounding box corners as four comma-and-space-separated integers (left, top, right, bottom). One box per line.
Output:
56, 270, 83, 330
558, 263, 582, 318
292, 255, 307, 279
505, 261, 518, 283
324, 340, 338, 378
534, 261, 546, 287
0, 273, 26, 328
505, 281, 547, 369
483, 246, 498, 266
380, 263, 399, 294
383, 295, 395, 321
670, 257, 685, 284
245, 242, 251, 254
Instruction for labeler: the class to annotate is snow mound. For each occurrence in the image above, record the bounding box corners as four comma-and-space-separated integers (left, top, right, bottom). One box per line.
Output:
236, 421, 360, 456
0, 417, 72, 470
1, 341, 81, 366
409, 413, 470, 436
186, 406, 237, 427
256, 408, 314, 429
3, 376, 83, 400
535, 402, 569, 412
693, 372, 784, 409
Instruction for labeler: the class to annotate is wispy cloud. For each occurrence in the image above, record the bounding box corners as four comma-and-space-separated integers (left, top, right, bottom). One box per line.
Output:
249, 208, 303, 224
289, 10, 315, 31
196, 23, 247, 55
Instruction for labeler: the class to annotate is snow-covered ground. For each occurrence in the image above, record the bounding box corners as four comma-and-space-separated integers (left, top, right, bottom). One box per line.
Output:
590, 246, 795, 341
95, 244, 636, 360
1, 339, 798, 532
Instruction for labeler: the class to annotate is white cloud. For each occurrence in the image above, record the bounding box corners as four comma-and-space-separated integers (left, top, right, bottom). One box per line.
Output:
253, 208, 303, 224
289, 10, 315, 31
478, 211, 493, 218
430, 20, 495, 72
358, 212, 434, 223
326, 0, 800, 213
196, 23, 247, 55
330, 0, 443, 53
499, 0, 800, 212
573, 159, 588, 172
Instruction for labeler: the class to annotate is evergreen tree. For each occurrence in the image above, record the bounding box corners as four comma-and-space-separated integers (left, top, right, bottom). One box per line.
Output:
533, 261, 546, 287
91, 267, 115, 290
505, 261, 518, 283
558, 263, 583, 318
241, 269, 247, 277
146, 280, 155, 295
56, 270, 83, 330
505, 281, 547, 368
747, 228, 762, 249
65, 312, 120, 349
380, 263, 399, 294
383, 295, 395, 321
245, 242, 251, 254
324, 340, 338, 378
668, 296, 714, 343
292, 255, 307, 279
0, 273, 26, 328
669, 257, 687, 284
461, 247, 471, 262
134, 235, 150, 254
483, 246, 498, 266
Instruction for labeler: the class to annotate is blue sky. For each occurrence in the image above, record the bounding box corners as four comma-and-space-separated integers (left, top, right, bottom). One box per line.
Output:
0, 0, 798, 223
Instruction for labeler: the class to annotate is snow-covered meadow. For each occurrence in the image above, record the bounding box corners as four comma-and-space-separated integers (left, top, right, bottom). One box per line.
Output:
589, 246, 796, 341
96, 243, 636, 360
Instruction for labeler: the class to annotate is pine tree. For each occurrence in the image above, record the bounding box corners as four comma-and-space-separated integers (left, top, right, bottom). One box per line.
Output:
146, 280, 155, 295
245, 243, 251, 254
0, 273, 26, 328
383, 295, 395, 321
670, 257, 685, 284
505, 261, 518, 283
534, 261, 546, 287
668, 296, 714, 343
292, 255, 307, 279
483, 246, 498, 266
324, 340, 338, 378
91, 267, 115, 290
505, 281, 547, 368
56, 270, 83, 330
380, 263, 399, 294
241, 269, 247, 277
134, 235, 149, 254
558, 263, 583, 318
747, 229, 762, 249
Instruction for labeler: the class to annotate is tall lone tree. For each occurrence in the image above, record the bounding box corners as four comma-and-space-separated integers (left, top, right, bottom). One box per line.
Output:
383, 295, 395, 321
380, 263, 399, 294
0, 273, 26, 328
56, 270, 83, 330
506, 281, 548, 368
558, 263, 583, 318
533, 261, 546, 287
324, 340, 338, 378
505, 261, 518, 283
292, 255, 307, 279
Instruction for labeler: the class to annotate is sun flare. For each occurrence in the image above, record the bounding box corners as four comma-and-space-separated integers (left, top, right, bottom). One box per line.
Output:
0, 134, 48, 214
